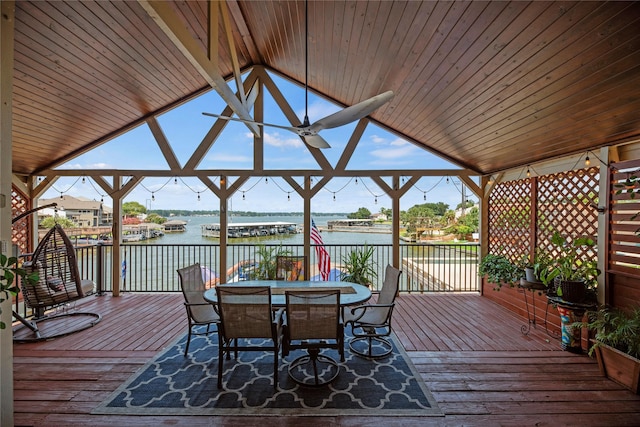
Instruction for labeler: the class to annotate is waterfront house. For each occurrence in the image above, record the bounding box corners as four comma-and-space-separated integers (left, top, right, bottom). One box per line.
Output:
3, 1, 640, 425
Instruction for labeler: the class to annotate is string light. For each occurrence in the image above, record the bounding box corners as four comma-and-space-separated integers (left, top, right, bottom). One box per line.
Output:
287, 193, 290, 201
197, 193, 201, 201
446, 176, 449, 184
151, 193, 155, 201
100, 196, 104, 203
355, 177, 358, 185
488, 175, 493, 185
265, 177, 268, 184
60, 193, 63, 200
585, 154, 591, 166
242, 192, 245, 200
174, 177, 178, 185
374, 196, 378, 204
81, 177, 85, 184
333, 193, 336, 201
526, 167, 531, 178
423, 192, 426, 201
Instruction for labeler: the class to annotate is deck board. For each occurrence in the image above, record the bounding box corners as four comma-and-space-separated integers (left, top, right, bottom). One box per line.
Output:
12, 292, 640, 426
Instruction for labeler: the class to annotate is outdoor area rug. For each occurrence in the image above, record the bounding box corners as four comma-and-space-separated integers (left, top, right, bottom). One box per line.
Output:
93, 328, 443, 417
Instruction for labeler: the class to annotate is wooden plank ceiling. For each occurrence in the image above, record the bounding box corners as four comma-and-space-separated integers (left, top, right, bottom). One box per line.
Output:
11, 1, 640, 177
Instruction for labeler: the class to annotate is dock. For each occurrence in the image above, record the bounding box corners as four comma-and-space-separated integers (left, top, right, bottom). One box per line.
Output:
201, 221, 298, 238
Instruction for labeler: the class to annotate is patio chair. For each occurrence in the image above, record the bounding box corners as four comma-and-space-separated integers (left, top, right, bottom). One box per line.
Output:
216, 285, 282, 390
276, 255, 307, 281
344, 264, 402, 358
282, 289, 343, 386
15, 223, 100, 342
177, 263, 219, 356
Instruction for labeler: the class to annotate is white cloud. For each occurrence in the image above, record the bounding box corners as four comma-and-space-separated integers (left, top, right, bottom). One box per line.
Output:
264, 131, 304, 148
370, 138, 419, 159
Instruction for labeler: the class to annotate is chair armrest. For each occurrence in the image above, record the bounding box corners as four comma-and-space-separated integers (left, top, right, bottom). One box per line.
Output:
347, 303, 395, 322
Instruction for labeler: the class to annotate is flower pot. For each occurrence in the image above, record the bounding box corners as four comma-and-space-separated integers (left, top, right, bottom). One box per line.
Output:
555, 277, 586, 303
592, 340, 640, 394
524, 267, 537, 283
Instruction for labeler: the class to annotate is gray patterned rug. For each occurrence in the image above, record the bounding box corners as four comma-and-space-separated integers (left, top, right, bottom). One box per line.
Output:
93, 328, 443, 417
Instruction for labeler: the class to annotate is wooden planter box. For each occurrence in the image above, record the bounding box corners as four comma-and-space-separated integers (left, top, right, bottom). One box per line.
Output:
593, 341, 640, 394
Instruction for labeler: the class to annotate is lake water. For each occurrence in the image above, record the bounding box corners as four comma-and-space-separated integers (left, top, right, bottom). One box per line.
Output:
153, 215, 393, 246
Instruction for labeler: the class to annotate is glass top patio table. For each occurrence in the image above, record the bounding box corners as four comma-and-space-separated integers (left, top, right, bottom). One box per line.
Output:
203, 280, 372, 307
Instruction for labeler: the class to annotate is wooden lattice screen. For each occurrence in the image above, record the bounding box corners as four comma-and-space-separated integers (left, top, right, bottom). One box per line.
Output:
488, 167, 599, 264
536, 167, 599, 259
488, 179, 531, 263
11, 186, 32, 256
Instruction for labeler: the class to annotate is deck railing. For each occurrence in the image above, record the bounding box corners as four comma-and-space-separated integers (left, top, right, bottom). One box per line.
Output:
14, 242, 479, 319
80, 242, 479, 293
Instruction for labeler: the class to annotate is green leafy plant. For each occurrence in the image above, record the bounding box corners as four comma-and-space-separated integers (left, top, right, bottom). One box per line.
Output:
250, 245, 291, 280
574, 306, 640, 359
479, 253, 523, 290
341, 245, 377, 287
1, 252, 38, 329
538, 231, 600, 297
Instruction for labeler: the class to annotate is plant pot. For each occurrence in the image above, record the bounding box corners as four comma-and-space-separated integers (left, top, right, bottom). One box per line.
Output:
592, 340, 640, 394
555, 277, 586, 303
524, 267, 537, 282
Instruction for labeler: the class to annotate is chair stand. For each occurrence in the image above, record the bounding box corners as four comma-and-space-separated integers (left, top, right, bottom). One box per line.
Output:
287, 345, 340, 386
349, 328, 393, 359
13, 311, 102, 343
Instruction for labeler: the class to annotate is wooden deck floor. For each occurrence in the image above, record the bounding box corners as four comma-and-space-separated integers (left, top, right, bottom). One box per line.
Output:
12, 292, 640, 426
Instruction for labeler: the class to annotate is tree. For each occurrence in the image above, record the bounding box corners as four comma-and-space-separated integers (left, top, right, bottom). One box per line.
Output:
123, 201, 147, 216
145, 213, 167, 224
40, 216, 76, 229
347, 207, 371, 219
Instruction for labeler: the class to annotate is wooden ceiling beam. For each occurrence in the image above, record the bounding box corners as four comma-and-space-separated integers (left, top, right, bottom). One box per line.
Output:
139, 0, 260, 136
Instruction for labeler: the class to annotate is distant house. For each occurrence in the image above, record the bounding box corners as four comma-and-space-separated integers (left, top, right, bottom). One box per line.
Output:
370, 213, 388, 221
39, 195, 111, 227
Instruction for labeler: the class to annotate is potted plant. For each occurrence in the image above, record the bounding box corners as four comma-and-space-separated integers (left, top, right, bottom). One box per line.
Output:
523, 249, 553, 284
340, 245, 377, 287
250, 245, 291, 280
539, 231, 600, 303
479, 253, 523, 291
575, 306, 640, 393
1, 251, 38, 329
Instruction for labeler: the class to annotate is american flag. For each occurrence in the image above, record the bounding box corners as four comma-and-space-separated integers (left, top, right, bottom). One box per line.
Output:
310, 219, 331, 281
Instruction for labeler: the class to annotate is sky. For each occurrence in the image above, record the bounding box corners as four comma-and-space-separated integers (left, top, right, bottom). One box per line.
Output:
42, 72, 477, 213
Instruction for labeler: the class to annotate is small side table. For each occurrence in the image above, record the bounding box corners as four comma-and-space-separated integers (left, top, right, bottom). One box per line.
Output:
546, 295, 597, 353
519, 278, 549, 335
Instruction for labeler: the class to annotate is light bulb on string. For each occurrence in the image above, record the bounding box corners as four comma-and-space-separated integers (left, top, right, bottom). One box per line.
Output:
174, 177, 178, 185
333, 193, 336, 202
355, 177, 358, 185
401, 176, 405, 184
265, 177, 268, 184
585, 154, 591, 166
60, 193, 64, 200
151, 193, 155, 201
82, 177, 85, 184
242, 192, 245, 200
197, 193, 200, 201
423, 192, 426, 201
446, 176, 449, 184
374, 196, 378, 204
100, 196, 104, 203
526, 167, 531, 178
287, 193, 290, 201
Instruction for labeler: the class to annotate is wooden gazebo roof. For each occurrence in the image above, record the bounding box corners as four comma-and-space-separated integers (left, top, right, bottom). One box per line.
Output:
10, 1, 640, 178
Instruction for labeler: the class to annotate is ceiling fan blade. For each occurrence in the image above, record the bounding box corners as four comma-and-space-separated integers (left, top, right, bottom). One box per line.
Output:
303, 134, 331, 149
202, 112, 301, 133
311, 90, 394, 131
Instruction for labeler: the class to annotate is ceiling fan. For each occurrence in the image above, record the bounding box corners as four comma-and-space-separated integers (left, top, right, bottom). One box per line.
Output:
202, 1, 393, 149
